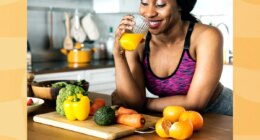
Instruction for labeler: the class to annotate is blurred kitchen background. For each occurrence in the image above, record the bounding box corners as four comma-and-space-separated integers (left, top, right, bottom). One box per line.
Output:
28, 0, 232, 63
27, 0, 233, 97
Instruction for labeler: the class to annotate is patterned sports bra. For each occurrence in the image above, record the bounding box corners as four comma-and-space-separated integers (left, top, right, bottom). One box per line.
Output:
143, 22, 196, 97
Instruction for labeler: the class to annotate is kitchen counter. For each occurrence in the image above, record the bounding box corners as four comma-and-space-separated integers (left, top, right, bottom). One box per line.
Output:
29, 60, 115, 74
27, 93, 233, 140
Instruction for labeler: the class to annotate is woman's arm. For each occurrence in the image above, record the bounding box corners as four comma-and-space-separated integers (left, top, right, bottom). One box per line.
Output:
113, 15, 146, 110
146, 25, 223, 112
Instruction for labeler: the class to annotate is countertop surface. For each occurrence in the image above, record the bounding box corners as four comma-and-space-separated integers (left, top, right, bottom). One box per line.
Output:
28, 60, 115, 74
27, 93, 233, 140
28, 60, 231, 75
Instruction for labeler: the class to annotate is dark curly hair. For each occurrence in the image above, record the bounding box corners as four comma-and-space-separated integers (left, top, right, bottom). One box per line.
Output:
176, 0, 198, 22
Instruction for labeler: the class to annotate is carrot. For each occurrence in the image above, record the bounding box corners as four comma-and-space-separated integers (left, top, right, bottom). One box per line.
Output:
116, 113, 146, 128
89, 98, 106, 116
117, 106, 138, 115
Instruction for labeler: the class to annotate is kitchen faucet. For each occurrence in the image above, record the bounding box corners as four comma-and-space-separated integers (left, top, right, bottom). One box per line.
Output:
216, 22, 229, 35
216, 22, 233, 64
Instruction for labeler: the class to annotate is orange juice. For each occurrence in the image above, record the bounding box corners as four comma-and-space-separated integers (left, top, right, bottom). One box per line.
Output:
120, 33, 145, 51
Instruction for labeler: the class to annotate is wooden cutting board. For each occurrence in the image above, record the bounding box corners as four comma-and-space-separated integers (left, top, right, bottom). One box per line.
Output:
33, 111, 160, 139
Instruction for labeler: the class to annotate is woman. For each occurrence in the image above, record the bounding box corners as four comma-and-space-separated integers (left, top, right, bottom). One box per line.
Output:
112, 0, 233, 116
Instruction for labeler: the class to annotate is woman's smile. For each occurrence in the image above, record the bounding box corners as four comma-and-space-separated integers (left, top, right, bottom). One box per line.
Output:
148, 20, 163, 29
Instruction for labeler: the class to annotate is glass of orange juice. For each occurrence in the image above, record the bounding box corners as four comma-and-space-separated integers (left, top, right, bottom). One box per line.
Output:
120, 15, 149, 51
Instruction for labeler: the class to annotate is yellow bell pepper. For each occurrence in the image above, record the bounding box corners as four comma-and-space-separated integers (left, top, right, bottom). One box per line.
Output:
63, 93, 90, 121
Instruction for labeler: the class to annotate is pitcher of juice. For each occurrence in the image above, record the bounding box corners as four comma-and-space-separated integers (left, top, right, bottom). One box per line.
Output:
120, 15, 149, 51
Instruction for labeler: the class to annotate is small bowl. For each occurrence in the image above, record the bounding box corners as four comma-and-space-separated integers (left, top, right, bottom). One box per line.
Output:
31, 80, 89, 100
27, 97, 44, 114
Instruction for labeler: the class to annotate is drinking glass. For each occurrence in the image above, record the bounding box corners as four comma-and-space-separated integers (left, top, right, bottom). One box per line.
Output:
119, 14, 149, 51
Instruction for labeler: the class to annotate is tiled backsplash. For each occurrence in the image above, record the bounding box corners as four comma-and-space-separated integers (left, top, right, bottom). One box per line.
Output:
28, 0, 128, 62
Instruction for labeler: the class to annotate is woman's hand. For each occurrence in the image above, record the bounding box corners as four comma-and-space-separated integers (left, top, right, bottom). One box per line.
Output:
113, 15, 135, 57
113, 15, 146, 111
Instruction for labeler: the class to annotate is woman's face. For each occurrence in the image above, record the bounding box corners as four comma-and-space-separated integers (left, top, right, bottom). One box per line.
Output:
139, 0, 181, 35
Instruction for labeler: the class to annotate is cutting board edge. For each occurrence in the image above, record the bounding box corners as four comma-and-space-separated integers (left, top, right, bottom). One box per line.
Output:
32, 112, 160, 139
33, 115, 121, 139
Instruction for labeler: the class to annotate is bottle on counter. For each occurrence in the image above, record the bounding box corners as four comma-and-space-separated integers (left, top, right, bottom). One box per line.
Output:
106, 26, 114, 59
27, 72, 34, 97
93, 38, 107, 60
27, 41, 32, 70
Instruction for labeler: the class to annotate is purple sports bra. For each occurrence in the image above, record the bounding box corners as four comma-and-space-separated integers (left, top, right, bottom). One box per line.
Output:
143, 22, 196, 97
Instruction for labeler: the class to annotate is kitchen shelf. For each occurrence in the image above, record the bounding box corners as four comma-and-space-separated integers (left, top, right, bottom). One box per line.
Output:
27, 6, 94, 14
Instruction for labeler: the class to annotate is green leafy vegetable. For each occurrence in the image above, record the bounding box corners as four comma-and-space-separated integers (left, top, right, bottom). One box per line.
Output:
52, 80, 87, 88
51, 82, 67, 88
70, 80, 87, 87
56, 83, 88, 116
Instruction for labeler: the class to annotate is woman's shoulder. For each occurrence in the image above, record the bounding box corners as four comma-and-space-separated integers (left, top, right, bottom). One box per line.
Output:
193, 22, 223, 47
193, 22, 223, 41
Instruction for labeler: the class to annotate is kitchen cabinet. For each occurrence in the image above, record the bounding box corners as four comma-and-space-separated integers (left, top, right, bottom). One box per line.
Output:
93, 0, 139, 13
34, 70, 86, 81
34, 68, 116, 95
34, 67, 158, 97
220, 65, 233, 90
146, 89, 158, 98
192, 0, 231, 15
85, 68, 116, 95
33, 65, 232, 96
